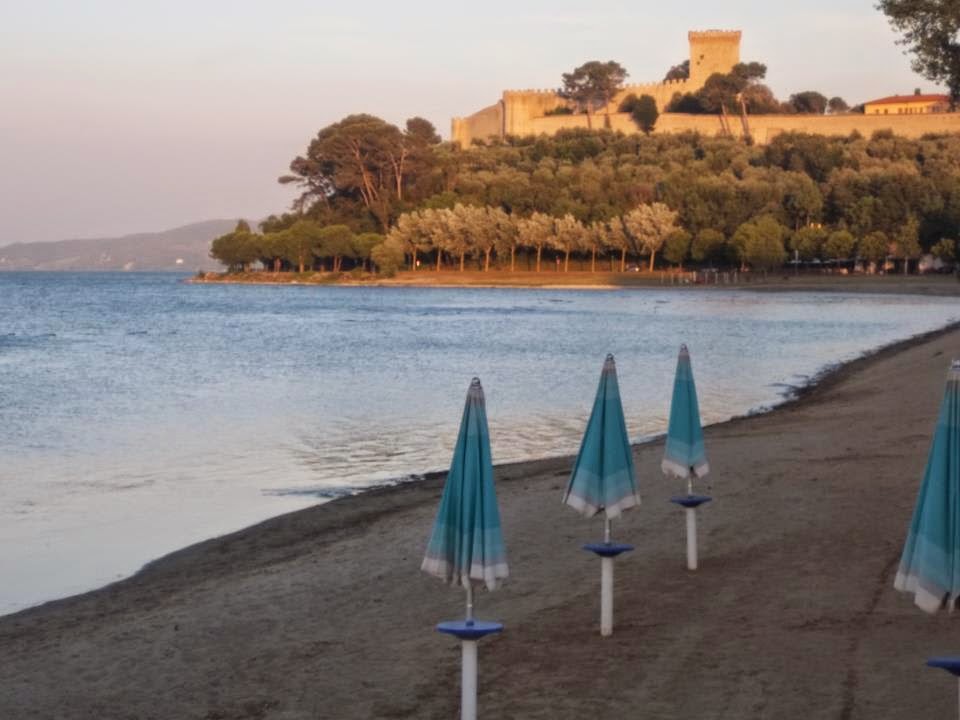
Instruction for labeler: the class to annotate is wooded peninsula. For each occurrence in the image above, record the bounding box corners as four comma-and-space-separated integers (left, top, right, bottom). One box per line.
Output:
207, 122, 959, 281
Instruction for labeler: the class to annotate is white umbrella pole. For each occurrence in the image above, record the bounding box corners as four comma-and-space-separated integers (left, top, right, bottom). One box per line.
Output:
462, 581, 477, 720
462, 640, 478, 720
686, 508, 698, 571
601, 517, 613, 637
685, 475, 698, 571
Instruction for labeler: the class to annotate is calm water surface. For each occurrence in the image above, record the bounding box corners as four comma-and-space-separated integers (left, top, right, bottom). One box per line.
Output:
1, 272, 957, 613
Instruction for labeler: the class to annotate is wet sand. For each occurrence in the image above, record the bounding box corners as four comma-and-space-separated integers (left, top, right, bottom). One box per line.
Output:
3, 324, 960, 719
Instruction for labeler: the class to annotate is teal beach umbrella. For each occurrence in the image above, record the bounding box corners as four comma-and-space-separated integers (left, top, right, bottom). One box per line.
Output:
422, 378, 508, 594
894, 360, 960, 718
661, 344, 710, 481
563, 354, 640, 519
422, 377, 507, 720
563, 354, 639, 636
662, 344, 712, 571
895, 360, 960, 614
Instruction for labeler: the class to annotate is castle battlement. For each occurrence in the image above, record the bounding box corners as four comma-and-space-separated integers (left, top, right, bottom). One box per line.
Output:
453, 30, 742, 146
688, 29, 742, 41
503, 88, 562, 97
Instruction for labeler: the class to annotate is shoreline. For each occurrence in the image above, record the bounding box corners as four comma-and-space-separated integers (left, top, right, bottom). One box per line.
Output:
188, 270, 960, 296
4, 321, 960, 717
5, 317, 951, 616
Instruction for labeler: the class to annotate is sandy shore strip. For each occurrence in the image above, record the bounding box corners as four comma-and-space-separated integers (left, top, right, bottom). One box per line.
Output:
190, 271, 960, 297
3, 324, 960, 719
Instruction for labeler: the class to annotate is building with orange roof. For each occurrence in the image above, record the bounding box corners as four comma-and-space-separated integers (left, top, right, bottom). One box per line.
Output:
864, 93, 951, 115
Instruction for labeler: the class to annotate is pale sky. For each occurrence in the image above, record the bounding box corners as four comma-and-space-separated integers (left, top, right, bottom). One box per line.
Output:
0, 1, 939, 245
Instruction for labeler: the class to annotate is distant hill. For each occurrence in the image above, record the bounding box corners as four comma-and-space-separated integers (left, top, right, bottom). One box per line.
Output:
0, 219, 245, 271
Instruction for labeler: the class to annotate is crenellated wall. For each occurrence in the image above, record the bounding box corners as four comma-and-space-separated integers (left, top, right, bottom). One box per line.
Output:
451, 29, 739, 145
449, 29, 960, 147
522, 111, 960, 144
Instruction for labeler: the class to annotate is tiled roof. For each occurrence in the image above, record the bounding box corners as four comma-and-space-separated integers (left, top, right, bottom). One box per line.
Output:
865, 94, 950, 105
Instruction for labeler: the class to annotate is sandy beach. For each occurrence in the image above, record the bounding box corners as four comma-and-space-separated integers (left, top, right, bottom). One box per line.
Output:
191, 270, 960, 297
3, 322, 960, 719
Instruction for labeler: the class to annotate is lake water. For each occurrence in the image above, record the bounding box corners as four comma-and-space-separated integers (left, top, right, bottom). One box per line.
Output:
1, 272, 958, 614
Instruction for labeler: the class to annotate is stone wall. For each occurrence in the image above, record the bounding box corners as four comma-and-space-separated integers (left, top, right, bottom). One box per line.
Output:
502, 89, 569, 136
451, 28, 741, 146
451, 102, 503, 147
524, 111, 960, 144
449, 28, 960, 147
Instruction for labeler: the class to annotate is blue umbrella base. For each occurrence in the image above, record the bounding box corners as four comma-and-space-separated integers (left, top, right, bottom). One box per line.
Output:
670, 495, 713, 509
928, 657, 960, 676
582, 542, 634, 558
436, 620, 504, 641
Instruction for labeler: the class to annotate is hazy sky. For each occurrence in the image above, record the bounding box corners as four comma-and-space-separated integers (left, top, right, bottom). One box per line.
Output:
0, 1, 939, 245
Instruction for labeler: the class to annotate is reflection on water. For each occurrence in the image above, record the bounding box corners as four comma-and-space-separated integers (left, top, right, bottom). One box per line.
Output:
0, 272, 958, 613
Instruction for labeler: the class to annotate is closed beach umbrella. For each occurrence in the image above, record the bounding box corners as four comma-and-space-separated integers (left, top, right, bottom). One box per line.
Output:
662, 344, 712, 571
895, 359, 960, 610
894, 360, 960, 717
563, 354, 639, 636
422, 378, 507, 720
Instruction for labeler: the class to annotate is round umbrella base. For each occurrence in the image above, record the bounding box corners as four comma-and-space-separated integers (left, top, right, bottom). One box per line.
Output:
928, 657, 960, 676
583, 542, 634, 558
670, 494, 713, 509
436, 620, 503, 641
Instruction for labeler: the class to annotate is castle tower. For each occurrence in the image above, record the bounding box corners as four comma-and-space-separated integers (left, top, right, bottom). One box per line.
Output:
688, 30, 741, 88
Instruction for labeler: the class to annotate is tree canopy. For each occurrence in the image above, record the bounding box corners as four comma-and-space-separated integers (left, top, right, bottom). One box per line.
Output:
619, 94, 659, 134
879, 0, 960, 99
204, 111, 960, 276
559, 61, 629, 127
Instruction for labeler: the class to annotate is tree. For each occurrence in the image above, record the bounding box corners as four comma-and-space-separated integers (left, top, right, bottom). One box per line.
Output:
932, 237, 957, 262
691, 228, 727, 265
490, 208, 520, 271
210, 220, 259, 272
663, 229, 692, 268
605, 217, 631, 272
619, 94, 659, 134
789, 91, 829, 114
405, 117, 442, 145
559, 61, 629, 129
824, 229, 857, 262
352, 232, 383, 271
517, 213, 555, 272
551, 214, 587, 271
893, 215, 922, 273
316, 225, 355, 272
732, 216, 788, 270
282, 219, 326, 272
827, 96, 849, 114
370, 240, 405, 276
664, 60, 690, 81
859, 231, 890, 268
624, 203, 679, 271
879, 0, 960, 100
790, 226, 827, 260
388, 211, 434, 270
256, 232, 286, 273
279, 114, 438, 231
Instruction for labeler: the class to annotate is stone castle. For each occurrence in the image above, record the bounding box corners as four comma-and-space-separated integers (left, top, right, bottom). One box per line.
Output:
451, 30, 960, 146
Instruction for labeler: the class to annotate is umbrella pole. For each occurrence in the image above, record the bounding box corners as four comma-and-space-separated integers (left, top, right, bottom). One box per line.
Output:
462, 580, 478, 720
601, 516, 613, 636
686, 471, 698, 571
462, 639, 478, 720
686, 508, 698, 571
